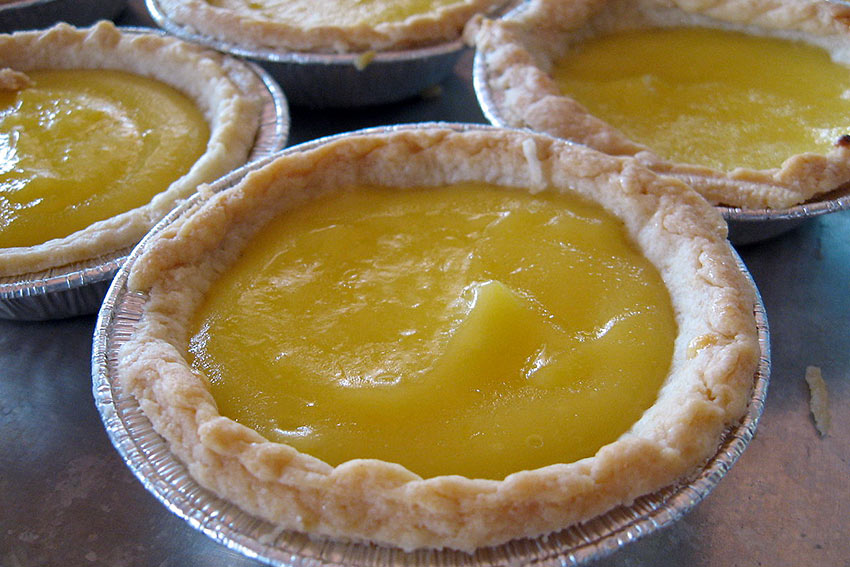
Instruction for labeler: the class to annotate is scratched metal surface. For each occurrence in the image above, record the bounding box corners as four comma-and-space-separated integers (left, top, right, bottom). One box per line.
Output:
0, 2, 847, 566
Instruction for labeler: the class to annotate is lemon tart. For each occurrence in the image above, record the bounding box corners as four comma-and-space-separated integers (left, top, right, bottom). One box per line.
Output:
0, 21, 263, 277
471, 0, 850, 208
154, 0, 506, 53
117, 125, 759, 551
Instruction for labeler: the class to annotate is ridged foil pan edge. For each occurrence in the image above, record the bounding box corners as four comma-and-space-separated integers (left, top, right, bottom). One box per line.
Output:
92, 122, 771, 567
0, 32, 290, 320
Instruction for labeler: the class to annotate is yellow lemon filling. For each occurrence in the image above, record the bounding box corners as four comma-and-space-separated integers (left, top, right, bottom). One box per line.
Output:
0, 68, 209, 249
206, 0, 464, 26
188, 183, 676, 480
552, 27, 850, 172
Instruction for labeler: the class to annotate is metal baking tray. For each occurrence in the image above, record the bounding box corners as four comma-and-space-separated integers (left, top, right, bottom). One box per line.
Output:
145, 0, 515, 108
0, 0, 127, 32
0, 29, 290, 320
92, 123, 770, 567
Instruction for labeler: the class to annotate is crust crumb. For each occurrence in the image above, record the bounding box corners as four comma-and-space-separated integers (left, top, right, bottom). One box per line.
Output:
0, 68, 33, 91
420, 84, 443, 100
805, 365, 831, 437
835, 134, 850, 148
353, 51, 375, 71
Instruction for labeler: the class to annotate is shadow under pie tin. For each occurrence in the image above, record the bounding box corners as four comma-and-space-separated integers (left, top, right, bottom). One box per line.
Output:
0, 31, 290, 320
0, 0, 127, 33
92, 123, 770, 565
145, 0, 516, 108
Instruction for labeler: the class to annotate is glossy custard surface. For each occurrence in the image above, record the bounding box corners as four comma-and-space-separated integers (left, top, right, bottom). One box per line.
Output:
0, 69, 209, 249
552, 27, 850, 171
206, 0, 464, 26
188, 184, 676, 480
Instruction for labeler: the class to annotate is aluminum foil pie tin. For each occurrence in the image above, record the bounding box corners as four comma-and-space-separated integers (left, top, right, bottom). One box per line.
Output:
145, 0, 515, 108
93, 123, 771, 567
0, 32, 290, 321
0, 0, 127, 33
719, 183, 850, 245
470, 5, 850, 246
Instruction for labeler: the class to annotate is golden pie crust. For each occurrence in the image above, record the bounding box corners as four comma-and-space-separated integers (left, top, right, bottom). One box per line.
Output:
117, 126, 760, 552
156, 0, 505, 53
469, 0, 850, 209
0, 21, 263, 277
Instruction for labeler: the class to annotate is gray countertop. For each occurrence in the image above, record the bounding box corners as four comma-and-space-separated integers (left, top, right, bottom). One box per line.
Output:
1, 2, 848, 566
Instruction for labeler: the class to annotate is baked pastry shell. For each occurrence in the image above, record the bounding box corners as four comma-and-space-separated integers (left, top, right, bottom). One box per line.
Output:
94, 123, 767, 559
470, 0, 850, 233
0, 25, 290, 320
0, 0, 126, 33
146, 0, 516, 107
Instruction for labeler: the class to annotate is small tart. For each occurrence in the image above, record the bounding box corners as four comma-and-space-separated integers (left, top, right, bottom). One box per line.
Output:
470, 0, 850, 208
0, 21, 263, 277
155, 0, 506, 53
117, 126, 760, 551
